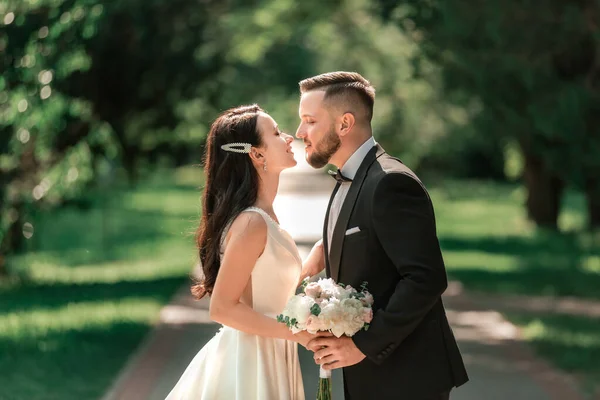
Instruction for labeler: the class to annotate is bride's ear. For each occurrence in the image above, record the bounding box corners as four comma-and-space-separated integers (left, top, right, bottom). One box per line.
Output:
249, 147, 264, 164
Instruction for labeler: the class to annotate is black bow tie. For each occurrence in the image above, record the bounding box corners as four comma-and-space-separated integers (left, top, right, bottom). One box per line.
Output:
328, 169, 352, 183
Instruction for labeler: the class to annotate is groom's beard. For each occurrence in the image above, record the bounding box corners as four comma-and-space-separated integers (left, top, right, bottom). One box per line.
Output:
306, 126, 340, 169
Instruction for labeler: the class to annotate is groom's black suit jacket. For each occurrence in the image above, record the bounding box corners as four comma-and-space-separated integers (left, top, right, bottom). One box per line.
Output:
323, 144, 468, 399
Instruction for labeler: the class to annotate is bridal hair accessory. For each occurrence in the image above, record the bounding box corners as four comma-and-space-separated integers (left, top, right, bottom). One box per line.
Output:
220, 143, 252, 154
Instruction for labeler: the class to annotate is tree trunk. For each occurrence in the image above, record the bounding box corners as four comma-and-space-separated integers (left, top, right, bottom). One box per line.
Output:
111, 122, 139, 187
0, 180, 6, 277
123, 149, 139, 187
585, 178, 600, 230
522, 148, 564, 230
0, 208, 25, 277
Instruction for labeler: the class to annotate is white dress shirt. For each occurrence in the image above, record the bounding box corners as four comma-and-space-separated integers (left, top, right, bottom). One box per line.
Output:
327, 136, 377, 251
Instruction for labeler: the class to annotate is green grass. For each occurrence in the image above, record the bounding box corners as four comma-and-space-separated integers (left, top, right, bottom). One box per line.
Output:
510, 313, 600, 397
0, 167, 202, 400
2, 175, 598, 399
430, 180, 600, 299
429, 179, 600, 396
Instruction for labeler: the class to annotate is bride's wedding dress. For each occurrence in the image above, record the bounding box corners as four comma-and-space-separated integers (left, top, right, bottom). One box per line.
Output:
165, 207, 305, 400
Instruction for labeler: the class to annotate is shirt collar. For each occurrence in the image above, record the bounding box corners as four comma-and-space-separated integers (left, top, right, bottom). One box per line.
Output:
340, 136, 377, 180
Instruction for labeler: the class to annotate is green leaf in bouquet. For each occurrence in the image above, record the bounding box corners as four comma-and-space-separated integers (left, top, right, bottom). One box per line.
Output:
363, 323, 370, 331
300, 277, 310, 291
310, 303, 321, 316
350, 292, 365, 300
276, 314, 284, 323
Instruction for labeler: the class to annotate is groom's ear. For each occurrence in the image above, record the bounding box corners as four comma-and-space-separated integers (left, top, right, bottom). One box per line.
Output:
339, 112, 356, 137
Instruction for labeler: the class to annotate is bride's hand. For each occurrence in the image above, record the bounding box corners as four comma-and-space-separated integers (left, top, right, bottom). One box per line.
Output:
294, 330, 333, 350
293, 330, 321, 349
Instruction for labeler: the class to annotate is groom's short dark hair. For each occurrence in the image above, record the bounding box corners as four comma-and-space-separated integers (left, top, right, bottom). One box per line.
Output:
299, 71, 376, 123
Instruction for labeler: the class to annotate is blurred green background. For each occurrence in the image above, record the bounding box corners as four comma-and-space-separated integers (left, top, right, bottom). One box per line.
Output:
1, 0, 599, 398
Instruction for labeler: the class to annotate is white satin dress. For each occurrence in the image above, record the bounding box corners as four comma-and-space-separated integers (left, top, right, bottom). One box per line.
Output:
165, 207, 305, 400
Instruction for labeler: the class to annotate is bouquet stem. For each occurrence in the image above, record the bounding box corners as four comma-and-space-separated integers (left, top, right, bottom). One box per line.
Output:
317, 366, 332, 400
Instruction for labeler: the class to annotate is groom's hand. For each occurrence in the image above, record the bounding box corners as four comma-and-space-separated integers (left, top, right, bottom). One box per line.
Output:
307, 335, 366, 370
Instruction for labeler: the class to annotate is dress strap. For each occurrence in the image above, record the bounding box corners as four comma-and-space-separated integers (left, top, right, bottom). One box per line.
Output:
242, 207, 279, 227
221, 207, 276, 255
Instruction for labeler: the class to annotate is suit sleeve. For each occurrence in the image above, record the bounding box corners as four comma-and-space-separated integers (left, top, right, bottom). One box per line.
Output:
352, 172, 448, 365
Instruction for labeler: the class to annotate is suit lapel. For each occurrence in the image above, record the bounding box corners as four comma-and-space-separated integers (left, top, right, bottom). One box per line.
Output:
323, 182, 340, 277
329, 145, 384, 281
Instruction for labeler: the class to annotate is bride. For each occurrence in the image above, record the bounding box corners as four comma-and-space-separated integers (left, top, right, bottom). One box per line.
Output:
165, 104, 324, 400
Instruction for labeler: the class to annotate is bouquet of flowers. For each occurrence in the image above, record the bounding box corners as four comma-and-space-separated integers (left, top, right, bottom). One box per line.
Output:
277, 278, 373, 400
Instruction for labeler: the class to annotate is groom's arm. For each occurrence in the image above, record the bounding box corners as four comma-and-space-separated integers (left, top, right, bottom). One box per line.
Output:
352, 172, 447, 365
298, 239, 325, 285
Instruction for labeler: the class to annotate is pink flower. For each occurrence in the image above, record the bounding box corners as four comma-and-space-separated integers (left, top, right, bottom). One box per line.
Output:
304, 282, 322, 299
361, 293, 374, 307
362, 308, 373, 323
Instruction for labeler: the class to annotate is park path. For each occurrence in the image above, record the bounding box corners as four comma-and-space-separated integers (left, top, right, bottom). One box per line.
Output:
101, 140, 587, 400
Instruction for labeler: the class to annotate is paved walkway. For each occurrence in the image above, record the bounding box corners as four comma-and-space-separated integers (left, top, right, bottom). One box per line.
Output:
102, 141, 587, 400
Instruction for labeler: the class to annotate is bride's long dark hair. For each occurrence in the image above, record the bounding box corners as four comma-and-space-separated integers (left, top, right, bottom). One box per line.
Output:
192, 104, 264, 299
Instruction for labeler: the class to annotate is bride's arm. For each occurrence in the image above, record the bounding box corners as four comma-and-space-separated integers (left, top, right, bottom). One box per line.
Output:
298, 239, 325, 285
209, 212, 314, 348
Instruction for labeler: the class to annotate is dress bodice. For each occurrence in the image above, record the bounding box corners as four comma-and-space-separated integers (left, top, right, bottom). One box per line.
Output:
222, 207, 302, 318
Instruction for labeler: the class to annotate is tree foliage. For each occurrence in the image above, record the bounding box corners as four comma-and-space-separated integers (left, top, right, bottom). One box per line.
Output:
379, 0, 600, 229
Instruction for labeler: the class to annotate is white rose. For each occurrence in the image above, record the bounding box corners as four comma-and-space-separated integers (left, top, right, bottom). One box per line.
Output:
344, 320, 363, 336
282, 295, 315, 327
317, 278, 336, 291
331, 324, 346, 338
316, 278, 348, 300
306, 315, 327, 334
318, 299, 342, 329
341, 297, 363, 311
295, 295, 315, 326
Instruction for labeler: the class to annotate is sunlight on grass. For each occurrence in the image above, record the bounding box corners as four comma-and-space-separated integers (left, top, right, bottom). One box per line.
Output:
430, 183, 536, 238
559, 191, 588, 231
431, 181, 599, 396
1, 175, 597, 399
0, 298, 164, 340
116, 187, 201, 217
13, 257, 189, 285
583, 256, 600, 273
442, 250, 520, 272
429, 180, 599, 300
0, 167, 200, 400
9, 240, 194, 285
510, 314, 600, 396
522, 319, 600, 349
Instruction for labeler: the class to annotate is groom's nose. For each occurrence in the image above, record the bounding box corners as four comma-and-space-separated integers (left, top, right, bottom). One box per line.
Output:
295, 126, 306, 140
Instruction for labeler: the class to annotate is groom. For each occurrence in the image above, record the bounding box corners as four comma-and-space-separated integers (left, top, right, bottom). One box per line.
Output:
296, 72, 469, 399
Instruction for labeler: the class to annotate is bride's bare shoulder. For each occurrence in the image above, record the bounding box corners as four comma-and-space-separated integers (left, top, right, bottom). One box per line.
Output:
227, 211, 267, 244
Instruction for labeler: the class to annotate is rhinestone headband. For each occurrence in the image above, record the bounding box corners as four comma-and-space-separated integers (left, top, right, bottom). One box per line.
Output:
220, 143, 252, 154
